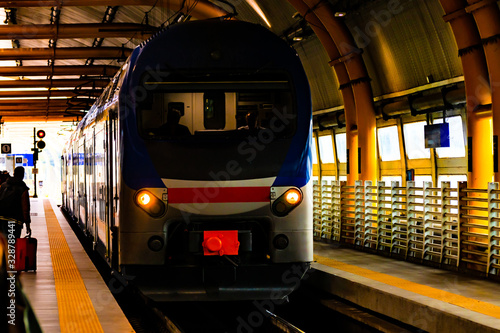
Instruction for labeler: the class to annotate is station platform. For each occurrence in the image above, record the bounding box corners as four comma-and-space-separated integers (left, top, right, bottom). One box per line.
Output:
309, 241, 500, 333
16, 198, 134, 333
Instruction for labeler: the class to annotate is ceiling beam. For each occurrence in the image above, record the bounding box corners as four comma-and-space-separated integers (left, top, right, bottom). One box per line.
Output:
0, 90, 101, 98
0, 23, 154, 39
2, 115, 84, 122
0, 1, 230, 20
0, 47, 131, 60
0, 79, 109, 88
0, 65, 120, 77
0, 105, 90, 111
0, 106, 85, 111
0, 98, 93, 105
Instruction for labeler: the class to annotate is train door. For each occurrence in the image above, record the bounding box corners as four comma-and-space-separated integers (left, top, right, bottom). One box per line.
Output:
68, 148, 74, 215
61, 155, 66, 208
109, 114, 119, 265
95, 122, 109, 256
72, 144, 79, 221
78, 139, 87, 229
86, 128, 96, 240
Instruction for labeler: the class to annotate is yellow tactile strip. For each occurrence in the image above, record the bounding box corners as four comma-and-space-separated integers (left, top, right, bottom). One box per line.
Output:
314, 254, 500, 319
44, 200, 104, 333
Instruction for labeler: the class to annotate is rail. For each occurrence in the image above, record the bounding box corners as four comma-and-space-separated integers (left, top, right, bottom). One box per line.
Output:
313, 181, 500, 279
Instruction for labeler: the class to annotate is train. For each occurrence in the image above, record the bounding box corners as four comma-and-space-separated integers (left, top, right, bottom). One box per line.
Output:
61, 19, 313, 301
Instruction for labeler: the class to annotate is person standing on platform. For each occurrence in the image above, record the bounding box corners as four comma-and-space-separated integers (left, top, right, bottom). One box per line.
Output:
0, 170, 9, 186
0, 167, 31, 239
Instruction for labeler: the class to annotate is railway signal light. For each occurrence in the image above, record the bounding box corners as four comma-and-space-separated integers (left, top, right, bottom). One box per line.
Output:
36, 129, 46, 150
36, 129, 45, 139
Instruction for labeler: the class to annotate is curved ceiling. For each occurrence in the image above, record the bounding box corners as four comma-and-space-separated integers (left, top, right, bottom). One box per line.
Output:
0, 0, 464, 123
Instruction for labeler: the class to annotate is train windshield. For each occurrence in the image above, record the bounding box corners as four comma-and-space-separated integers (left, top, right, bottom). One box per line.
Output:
136, 71, 296, 142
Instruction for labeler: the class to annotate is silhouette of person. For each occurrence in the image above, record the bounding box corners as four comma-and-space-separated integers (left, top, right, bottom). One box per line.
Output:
157, 108, 191, 138
0, 166, 31, 239
238, 111, 263, 133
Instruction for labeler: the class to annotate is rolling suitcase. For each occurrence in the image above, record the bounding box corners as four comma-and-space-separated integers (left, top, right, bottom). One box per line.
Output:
15, 236, 37, 272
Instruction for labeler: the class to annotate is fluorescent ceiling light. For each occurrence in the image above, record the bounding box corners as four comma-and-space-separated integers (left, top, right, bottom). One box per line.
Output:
245, 0, 271, 28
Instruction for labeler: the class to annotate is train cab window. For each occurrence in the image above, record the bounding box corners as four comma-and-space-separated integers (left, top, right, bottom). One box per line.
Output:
318, 135, 335, 164
403, 121, 430, 159
378, 126, 400, 161
433, 116, 465, 158
335, 133, 347, 163
137, 71, 297, 142
312, 137, 318, 164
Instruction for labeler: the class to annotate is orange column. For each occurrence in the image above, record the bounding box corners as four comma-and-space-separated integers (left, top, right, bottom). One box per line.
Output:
439, 0, 492, 189
465, 0, 500, 181
288, 0, 358, 185
301, 0, 378, 182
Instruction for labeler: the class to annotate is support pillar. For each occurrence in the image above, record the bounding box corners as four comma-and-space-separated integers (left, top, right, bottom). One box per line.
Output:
288, 0, 358, 185
465, 0, 500, 181
440, 0, 492, 189
301, 0, 378, 182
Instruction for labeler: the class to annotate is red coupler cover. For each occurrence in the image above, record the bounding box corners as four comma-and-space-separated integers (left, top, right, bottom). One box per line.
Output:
15, 237, 37, 271
202, 230, 240, 256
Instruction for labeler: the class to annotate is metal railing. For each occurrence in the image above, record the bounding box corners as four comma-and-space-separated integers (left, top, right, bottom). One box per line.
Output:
313, 180, 500, 278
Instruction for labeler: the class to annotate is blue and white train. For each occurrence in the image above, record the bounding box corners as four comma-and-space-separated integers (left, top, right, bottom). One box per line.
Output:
61, 19, 313, 301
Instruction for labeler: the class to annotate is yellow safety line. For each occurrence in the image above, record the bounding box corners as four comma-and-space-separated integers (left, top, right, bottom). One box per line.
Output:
44, 200, 104, 333
314, 254, 500, 319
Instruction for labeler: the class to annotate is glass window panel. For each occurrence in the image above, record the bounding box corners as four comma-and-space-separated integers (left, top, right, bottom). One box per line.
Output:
321, 176, 336, 184
403, 121, 430, 159
381, 176, 402, 185
378, 126, 401, 161
312, 137, 318, 164
414, 175, 432, 187
438, 175, 467, 188
434, 116, 466, 158
335, 133, 347, 163
318, 135, 335, 163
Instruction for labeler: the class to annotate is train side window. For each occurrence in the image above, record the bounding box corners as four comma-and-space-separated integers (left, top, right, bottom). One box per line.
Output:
378, 126, 400, 161
335, 133, 347, 163
403, 121, 430, 159
318, 135, 335, 163
434, 116, 465, 158
204, 92, 226, 129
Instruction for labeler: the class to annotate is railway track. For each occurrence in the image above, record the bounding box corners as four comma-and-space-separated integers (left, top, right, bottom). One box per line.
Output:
135, 284, 424, 332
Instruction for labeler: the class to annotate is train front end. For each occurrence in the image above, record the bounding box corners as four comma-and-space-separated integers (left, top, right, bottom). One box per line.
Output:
118, 20, 313, 301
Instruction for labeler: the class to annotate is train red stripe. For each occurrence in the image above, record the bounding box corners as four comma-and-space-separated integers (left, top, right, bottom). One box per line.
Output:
168, 186, 270, 203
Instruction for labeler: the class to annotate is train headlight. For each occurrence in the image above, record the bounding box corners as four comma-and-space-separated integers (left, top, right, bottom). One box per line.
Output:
138, 192, 151, 205
285, 189, 301, 205
272, 188, 303, 217
135, 190, 165, 217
